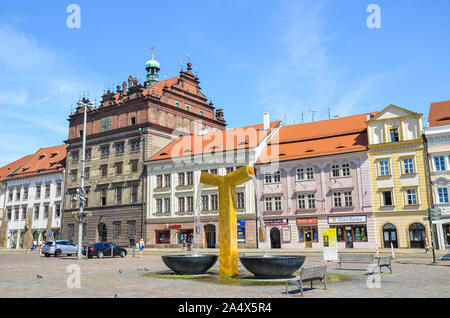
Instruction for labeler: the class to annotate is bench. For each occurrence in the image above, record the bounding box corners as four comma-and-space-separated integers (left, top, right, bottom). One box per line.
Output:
285, 265, 327, 296
337, 253, 374, 270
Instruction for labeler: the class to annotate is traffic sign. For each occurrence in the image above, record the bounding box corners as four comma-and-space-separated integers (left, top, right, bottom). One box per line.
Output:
49, 232, 53, 238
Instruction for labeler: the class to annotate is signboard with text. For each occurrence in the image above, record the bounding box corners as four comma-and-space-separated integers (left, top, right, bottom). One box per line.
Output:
322, 228, 338, 261
265, 219, 289, 226
282, 226, 291, 242
328, 215, 366, 224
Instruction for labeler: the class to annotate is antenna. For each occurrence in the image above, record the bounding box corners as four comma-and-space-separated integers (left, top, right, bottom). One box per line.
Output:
301, 112, 304, 123
328, 107, 331, 119
310, 110, 317, 122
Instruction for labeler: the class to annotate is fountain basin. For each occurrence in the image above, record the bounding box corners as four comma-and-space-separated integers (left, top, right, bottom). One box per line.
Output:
239, 255, 306, 278
161, 254, 218, 275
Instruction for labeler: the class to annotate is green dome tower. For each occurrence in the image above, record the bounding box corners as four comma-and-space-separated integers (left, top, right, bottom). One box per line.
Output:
145, 47, 160, 88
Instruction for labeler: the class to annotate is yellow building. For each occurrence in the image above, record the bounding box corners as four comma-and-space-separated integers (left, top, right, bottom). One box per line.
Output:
367, 105, 431, 249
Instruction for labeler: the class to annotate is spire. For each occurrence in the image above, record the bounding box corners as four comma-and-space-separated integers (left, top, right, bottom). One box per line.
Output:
145, 46, 160, 88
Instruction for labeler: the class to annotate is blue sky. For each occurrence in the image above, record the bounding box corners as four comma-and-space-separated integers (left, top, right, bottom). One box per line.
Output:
0, 0, 449, 166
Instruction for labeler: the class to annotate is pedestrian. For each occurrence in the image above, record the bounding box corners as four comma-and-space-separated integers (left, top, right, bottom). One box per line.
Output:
182, 234, 187, 250
30, 240, 37, 253
138, 238, 145, 257
38, 239, 43, 255
424, 234, 430, 253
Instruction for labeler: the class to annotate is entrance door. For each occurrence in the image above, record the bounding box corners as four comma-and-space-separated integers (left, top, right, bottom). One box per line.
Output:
409, 223, 425, 248
444, 224, 450, 248
98, 223, 107, 243
383, 224, 398, 248
344, 226, 353, 248
204, 224, 216, 248
270, 227, 281, 249
304, 227, 312, 248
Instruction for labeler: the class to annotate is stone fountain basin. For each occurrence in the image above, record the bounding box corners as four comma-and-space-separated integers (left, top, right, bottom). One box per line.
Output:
239, 255, 306, 278
161, 254, 218, 275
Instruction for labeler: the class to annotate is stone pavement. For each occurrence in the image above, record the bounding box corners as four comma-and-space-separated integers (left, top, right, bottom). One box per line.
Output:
0, 249, 449, 298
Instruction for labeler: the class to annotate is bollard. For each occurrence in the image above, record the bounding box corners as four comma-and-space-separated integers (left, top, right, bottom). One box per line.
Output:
111, 245, 113, 258
133, 245, 136, 258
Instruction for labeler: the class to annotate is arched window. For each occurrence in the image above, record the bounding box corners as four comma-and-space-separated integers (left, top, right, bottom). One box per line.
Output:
382, 224, 398, 248
409, 223, 426, 248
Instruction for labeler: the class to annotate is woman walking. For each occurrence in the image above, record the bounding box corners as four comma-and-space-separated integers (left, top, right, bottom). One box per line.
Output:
138, 238, 145, 257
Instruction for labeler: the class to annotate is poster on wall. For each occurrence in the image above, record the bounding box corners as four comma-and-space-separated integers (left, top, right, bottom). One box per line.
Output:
322, 228, 338, 261
282, 226, 291, 242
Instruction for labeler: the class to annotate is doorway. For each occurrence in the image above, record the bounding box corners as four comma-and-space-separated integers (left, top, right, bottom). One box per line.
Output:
409, 223, 425, 248
270, 227, 281, 249
444, 223, 450, 248
344, 226, 353, 248
98, 223, 107, 243
204, 224, 216, 248
383, 224, 398, 248
304, 227, 313, 248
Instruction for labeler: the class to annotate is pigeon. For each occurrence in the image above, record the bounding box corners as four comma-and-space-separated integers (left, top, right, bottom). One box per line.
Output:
144, 267, 149, 272
137, 267, 141, 271
36, 274, 43, 279
114, 294, 118, 298
119, 270, 122, 274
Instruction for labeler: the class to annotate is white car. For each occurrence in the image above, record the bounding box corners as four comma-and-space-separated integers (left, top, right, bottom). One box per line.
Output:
42, 240, 78, 257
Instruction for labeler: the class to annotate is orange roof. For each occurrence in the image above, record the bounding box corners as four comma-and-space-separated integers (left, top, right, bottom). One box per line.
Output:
149, 121, 281, 161
428, 100, 450, 127
257, 113, 373, 164
6, 145, 66, 180
0, 155, 33, 181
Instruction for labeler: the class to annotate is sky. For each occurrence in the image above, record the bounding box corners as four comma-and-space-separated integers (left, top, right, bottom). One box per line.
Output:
0, 0, 449, 166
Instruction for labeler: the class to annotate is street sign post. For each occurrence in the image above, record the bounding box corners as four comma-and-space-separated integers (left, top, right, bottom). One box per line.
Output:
426, 208, 441, 264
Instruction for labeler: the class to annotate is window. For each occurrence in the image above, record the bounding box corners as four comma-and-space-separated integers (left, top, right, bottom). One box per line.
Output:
71, 169, 77, 181
115, 187, 122, 204
265, 197, 272, 211
211, 194, 218, 210
56, 183, 61, 197
202, 195, 209, 211
434, 156, 446, 171
331, 165, 340, 177
131, 116, 136, 125
296, 168, 305, 181
131, 160, 139, 172
21, 207, 27, 219
85, 148, 91, 160
164, 174, 171, 187
178, 172, 185, 186
79, 130, 84, 138
226, 167, 235, 174
342, 163, 350, 176
273, 171, 281, 183
100, 145, 110, 157
164, 198, 171, 213
45, 184, 50, 198
210, 168, 218, 175
186, 105, 190, 111
175, 101, 181, 108
237, 192, 245, 209
390, 128, 399, 142
437, 188, 449, 203
44, 205, 49, 218
297, 195, 306, 209
403, 158, 415, 174
34, 206, 39, 219
333, 192, 342, 207
130, 140, 140, 151
156, 175, 163, 188
7, 208, 12, 221
187, 196, 194, 211
100, 189, 107, 206
84, 167, 90, 179
382, 190, 393, 206
113, 222, 121, 239
72, 151, 79, 162
264, 173, 272, 184
16, 189, 21, 201
344, 191, 353, 207
100, 165, 108, 177
24, 187, 29, 200
274, 196, 282, 210
156, 199, 163, 213
200, 111, 204, 116
84, 189, 89, 207
308, 194, 316, 209
379, 160, 390, 176
186, 172, 193, 185
405, 188, 418, 205
55, 204, 61, 217
178, 197, 185, 212
116, 162, 123, 175
130, 185, 138, 203
127, 221, 136, 238
8, 191, 12, 201
306, 168, 314, 180
115, 142, 124, 154
70, 192, 77, 209
36, 185, 42, 199
14, 208, 18, 220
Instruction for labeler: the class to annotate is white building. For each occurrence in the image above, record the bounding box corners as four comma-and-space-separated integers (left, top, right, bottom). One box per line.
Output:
424, 100, 450, 250
2, 146, 66, 249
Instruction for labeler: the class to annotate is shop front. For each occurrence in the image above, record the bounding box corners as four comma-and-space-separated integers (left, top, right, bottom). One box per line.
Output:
264, 219, 289, 249
328, 215, 369, 249
296, 218, 318, 248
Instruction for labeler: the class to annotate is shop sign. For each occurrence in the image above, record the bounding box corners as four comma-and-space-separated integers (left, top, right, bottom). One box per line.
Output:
322, 228, 338, 261
237, 220, 246, 227
296, 218, 317, 225
282, 226, 291, 242
164, 224, 182, 229
328, 216, 366, 224
265, 219, 289, 226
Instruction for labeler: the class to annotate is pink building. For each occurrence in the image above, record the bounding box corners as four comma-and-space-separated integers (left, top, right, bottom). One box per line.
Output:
255, 114, 376, 250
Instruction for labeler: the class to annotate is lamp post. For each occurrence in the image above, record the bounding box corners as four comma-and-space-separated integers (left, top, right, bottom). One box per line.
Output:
75, 98, 92, 260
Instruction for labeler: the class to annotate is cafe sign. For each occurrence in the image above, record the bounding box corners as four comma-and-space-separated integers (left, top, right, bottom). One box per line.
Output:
265, 219, 289, 226
164, 224, 182, 229
328, 216, 366, 224
296, 218, 317, 225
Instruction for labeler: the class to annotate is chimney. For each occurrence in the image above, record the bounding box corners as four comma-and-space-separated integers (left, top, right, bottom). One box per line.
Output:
263, 112, 270, 130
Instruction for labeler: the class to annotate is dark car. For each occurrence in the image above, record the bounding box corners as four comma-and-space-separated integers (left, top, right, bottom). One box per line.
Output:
82, 243, 127, 258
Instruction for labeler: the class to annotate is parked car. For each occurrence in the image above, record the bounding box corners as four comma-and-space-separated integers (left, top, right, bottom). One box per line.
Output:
82, 243, 127, 258
42, 240, 78, 257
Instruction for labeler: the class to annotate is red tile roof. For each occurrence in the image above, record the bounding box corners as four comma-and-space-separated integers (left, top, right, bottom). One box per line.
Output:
149, 121, 281, 161
5, 145, 66, 180
0, 155, 33, 181
428, 100, 450, 127
257, 113, 374, 164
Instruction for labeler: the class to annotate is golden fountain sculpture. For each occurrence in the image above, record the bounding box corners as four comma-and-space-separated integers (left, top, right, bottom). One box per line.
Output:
200, 165, 255, 277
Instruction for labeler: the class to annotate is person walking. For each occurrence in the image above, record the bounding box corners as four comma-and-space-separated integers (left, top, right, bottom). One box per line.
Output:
138, 238, 145, 258
424, 234, 430, 253
38, 239, 43, 255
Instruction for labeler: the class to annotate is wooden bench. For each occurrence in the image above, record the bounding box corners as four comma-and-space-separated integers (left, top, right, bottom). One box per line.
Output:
337, 253, 374, 270
377, 256, 392, 273
285, 265, 327, 296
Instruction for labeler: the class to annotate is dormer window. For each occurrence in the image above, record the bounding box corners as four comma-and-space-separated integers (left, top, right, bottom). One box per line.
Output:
390, 128, 399, 142
38, 155, 45, 160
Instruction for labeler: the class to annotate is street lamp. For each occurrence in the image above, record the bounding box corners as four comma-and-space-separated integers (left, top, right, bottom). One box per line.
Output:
73, 98, 92, 260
